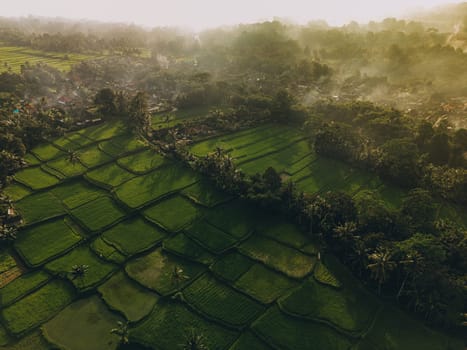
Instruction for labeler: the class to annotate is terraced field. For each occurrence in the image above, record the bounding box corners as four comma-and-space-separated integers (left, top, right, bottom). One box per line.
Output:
0, 121, 463, 349
0, 46, 101, 73
190, 125, 467, 227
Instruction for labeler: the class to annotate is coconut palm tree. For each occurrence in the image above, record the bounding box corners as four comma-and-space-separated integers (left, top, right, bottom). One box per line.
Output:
397, 251, 425, 301
67, 150, 80, 165
110, 321, 129, 345
70, 264, 89, 280
181, 328, 208, 350
0, 225, 17, 242
171, 266, 189, 287
367, 247, 396, 295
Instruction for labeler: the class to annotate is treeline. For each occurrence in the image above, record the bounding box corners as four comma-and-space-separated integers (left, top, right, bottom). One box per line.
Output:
305, 101, 467, 204
186, 149, 466, 330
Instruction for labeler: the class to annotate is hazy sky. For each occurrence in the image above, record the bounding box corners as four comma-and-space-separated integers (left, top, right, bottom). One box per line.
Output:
3, 0, 458, 30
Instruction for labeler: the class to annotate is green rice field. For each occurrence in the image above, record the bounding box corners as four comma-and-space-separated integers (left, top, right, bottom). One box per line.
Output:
0, 120, 463, 349
0, 46, 102, 73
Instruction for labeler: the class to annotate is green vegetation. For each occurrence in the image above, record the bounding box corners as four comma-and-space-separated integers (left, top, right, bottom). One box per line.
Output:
252, 306, 352, 350
0, 324, 9, 346
257, 218, 311, 249
42, 296, 124, 350
78, 145, 114, 168
45, 246, 117, 291
235, 264, 298, 304
52, 135, 82, 152
181, 180, 231, 207
314, 260, 342, 288
204, 200, 256, 239
0, 46, 99, 73
2, 182, 31, 201
15, 192, 65, 224
125, 248, 204, 295
163, 233, 215, 265
23, 153, 41, 166
46, 157, 87, 177
15, 218, 82, 266
102, 217, 166, 256
51, 180, 106, 209
70, 196, 126, 233
0, 249, 16, 274
229, 331, 272, 350
1, 279, 75, 335
184, 273, 266, 328
90, 237, 126, 264
98, 271, 158, 322
131, 301, 238, 350
85, 162, 136, 189
279, 277, 379, 332
360, 306, 461, 350
1, 331, 52, 349
77, 121, 127, 142
0, 270, 50, 306
14, 167, 61, 190
117, 149, 167, 174
143, 196, 200, 232
30, 143, 65, 162
185, 220, 238, 254
98, 135, 146, 158
115, 163, 199, 208
239, 235, 316, 278
190, 124, 284, 156
210, 251, 253, 283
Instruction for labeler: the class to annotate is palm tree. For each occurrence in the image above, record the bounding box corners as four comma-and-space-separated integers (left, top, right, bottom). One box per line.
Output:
214, 146, 224, 158
397, 251, 424, 301
348, 239, 368, 277
110, 321, 130, 345
367, 248, 396, 295
67, 150, 80, 165
0, 225, 17, 242
181, 328, 208, 350
171, 266, 189, 287
70, 264, 89, 280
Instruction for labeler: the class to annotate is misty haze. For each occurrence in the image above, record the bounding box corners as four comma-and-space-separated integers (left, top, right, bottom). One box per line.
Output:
0, 1, 466, 350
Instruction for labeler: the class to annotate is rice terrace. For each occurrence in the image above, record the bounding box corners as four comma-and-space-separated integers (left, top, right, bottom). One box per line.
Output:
0, 117, 464, 349
1, 1, 467, 349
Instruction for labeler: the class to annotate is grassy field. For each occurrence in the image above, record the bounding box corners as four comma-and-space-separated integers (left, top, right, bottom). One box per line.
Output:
1, 279, 76, 335
239, 235, 316, 279
143, 195, 201, 232
0, 271, 51, 307
0, 46, 101, 73
98, 271, 158, 322
0, 119, 463, 349
45, 245, 117, 291
14, 191, 65, 224
131, 301, 239, 350
252, 306, 352, 350
101, 217, 166, 256
115, 163, 200, 208
185, 219, 238, 254
125, 248, 205, 296
70, 196, 126, 233
163, 233, 215, 265
14, 166, 61, 190
51, 180, 106, 209
235, 263, 299, 304
15, 218, 82, 267
183, 273, 266, 328
117, 149, 167, 174
42, 296, 123, 350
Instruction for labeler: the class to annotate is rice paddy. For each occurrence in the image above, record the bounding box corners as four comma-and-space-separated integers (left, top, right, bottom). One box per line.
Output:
0, 119, 463, 350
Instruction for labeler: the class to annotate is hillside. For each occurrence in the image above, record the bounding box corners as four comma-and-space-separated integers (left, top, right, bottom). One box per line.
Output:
0, 120, 464, 349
